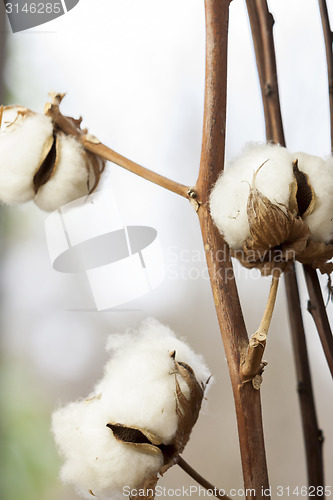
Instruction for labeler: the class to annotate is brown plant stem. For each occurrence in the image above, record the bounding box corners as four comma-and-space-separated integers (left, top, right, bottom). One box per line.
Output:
245, 0, 285, 145
178, 456, 231, 500
246, 0, 325, 493
304, 266, 333, 377
196, 1, 270, 498
318, 0, 333, 153
82, 138, 190, 198
241, 269, 281, 383
45, 94, 190, 199
285, 265, 324, 490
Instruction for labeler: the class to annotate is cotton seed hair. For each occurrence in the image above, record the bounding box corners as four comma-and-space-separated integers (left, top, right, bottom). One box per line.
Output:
209, 143, 333, 275
52, 318, 211, 500
0, 104, 105, 211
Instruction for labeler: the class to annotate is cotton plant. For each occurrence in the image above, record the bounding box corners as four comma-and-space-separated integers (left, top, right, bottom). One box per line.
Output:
52, 319, 211, 500
0, 98, 105, 212
209, 143, 333, 277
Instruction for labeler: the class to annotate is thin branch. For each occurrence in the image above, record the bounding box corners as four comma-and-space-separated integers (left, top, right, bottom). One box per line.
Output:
304, 265, 333, 378
82, 137, 190, 198
318, 0, 333, 153
45, 94, 190, 199
241, 269, 281, 383
178, 456, 232, 500
246, 0, 325, 492
285, 265, 325, 490
196, 1, 270, 498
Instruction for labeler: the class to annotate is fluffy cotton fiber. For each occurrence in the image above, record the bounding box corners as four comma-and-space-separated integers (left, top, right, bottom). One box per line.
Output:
292, 152, 333, 243
0, 107, 53, 203
209, 143, 294, 249
52, 318, 211, 500
34, 134, 95, 212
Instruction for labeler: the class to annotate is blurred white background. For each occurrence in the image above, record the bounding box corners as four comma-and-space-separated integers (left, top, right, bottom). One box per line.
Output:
1, 1, 332, 499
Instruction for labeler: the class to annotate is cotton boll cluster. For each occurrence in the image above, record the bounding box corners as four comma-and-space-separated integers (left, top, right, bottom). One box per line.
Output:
0, 104, 105, 211
209, 143, 333, 275
52, 318, 211, 500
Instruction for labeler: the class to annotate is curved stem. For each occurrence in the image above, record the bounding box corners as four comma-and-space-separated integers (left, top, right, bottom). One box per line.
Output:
45, 93, 190, 199
196, 1, 270, 498
81, 137, 190, 198
178, 456, 231, 500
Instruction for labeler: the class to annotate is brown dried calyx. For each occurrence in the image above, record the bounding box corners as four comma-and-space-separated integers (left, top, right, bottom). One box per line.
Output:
232, 160, 333, 276
106, 352, 208, 500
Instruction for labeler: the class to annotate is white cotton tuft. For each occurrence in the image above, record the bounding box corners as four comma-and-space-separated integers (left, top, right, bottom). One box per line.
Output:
292, 152, 333, 243
52, 318, 211, 499
34, 134, 94, 212
0, 107, 53, 203
209, 143, 294, 249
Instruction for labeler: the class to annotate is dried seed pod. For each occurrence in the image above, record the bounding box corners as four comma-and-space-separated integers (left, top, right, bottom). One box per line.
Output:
0, 106, 54, 203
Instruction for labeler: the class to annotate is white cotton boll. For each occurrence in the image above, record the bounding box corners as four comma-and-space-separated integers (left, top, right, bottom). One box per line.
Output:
52, 318, 211, 499
209, 143, 294, 248
34, 134, 94, 212
292, 152, 333, 243
53, 401, 163, 500
0, 107, 53, 203
99, 318, 211, 443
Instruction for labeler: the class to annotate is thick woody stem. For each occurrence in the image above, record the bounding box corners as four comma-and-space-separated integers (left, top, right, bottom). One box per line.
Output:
241, 269, 281, 384
246, 0, 325, 492
45, 94, 190, 199
196, 1, 270, 498
178, 456, 232, 500
318, 0, 333, 153
302, 0, 333, 378
286, 266, 324, 491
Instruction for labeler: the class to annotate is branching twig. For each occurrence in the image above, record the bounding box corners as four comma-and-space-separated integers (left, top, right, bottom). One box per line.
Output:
45, 93, 190, 199
178, 456, 231, 500
195, 1, 270, 498
246, 0, 325, 492
318, 0, 333, 153
241, 269, 281, 384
